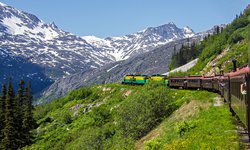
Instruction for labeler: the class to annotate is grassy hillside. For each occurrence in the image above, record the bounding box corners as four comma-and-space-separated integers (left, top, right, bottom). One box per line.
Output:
169, 6, 249, 76
140, 93, 239, 149
25, 83, 240, 150
26, 83, 184, 149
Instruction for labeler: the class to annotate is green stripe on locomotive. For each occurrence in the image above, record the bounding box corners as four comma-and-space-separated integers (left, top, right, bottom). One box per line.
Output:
121, 75, 134, 84
133, 75, 148, 85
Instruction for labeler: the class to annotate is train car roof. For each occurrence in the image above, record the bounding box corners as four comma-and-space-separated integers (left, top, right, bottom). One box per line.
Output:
187, 76, 202, 79
202, 76, 214, 78
227, 66, 250, 77
169, 76, 186, 79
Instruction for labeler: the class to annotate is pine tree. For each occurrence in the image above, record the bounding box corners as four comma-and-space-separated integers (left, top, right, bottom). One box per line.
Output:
22, 82, 34, 146
173, 45, 176, 54
220, 27, 224, 33
190, 42, 196, 59
15, 80, 25, 147
0, 83, 7, 144
2, 78, 18, 150
216, 26, 220, 34
236, 14, 239, 19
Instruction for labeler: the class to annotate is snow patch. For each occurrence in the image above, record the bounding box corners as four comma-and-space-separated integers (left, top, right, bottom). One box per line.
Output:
2, 16, 59, 40
82, 35, 111, 48
182, 26, 195, 38
0, 2, 7, 6
163, 58, 198, 75
107, 64, 119, 72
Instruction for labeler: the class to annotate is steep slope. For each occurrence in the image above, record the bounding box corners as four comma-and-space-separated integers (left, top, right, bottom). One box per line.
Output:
0, 48, 53, 93
0, 2, 196, 79
28, 84, 239, 149
40, 35, 205, 103
0, 3, 113, 80
186, 6, 250, 75
40, 22, 223, 103
163, 58, 199, 75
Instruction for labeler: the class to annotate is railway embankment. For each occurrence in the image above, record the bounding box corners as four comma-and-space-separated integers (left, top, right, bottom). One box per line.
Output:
136, 90, 241, 149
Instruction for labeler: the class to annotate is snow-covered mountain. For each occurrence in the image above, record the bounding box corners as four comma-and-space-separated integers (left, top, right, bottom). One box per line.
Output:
82, 23, 195, 61
0, 2, 198, 95
0, 2, 195, 78
40, 37, 202, 103
0, 2, 113, 79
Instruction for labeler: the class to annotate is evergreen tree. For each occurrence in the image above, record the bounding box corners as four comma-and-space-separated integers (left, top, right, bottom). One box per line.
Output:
239, 12, 243, 17
216, 26, 220, 34
236, 14, 239, 19
2, 78, 18, 150
220, 27, 224, 33
173, 45, 176, 54
0, 84, 7, 144
190, 42, 196, 59
22, 82, 34, 146
15, 80, 25, 147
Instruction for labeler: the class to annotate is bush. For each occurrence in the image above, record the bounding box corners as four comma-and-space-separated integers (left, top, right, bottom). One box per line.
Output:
176, 121, 197, 137
68, 87, 92, 100
145, 139, 161, 150
61, 112, 72, 124
229, 33, 244, 44
116, 84, 172, 139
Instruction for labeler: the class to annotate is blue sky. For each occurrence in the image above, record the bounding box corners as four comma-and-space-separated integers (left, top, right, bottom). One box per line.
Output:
0, 0, 249, 38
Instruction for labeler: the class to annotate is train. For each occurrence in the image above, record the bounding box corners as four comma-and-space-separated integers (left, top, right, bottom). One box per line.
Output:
121, 74, 168, 85
169, 64, 250, 136
121, 63, 250, 137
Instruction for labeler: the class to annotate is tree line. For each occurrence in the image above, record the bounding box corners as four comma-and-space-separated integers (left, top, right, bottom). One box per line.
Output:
168, 23, 227, 71
168, 42, 201, 70
0, 79, 34, 150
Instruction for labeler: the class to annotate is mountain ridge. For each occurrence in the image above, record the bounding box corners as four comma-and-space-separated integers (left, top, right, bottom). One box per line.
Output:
82, 23, 195, 61
0, 2, 196, 75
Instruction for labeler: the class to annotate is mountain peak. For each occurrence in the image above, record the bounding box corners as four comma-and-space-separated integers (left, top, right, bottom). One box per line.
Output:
168, 21, 175, 25
0, 2, 7, 7
183, 26, 194, 33
49, 22, 58, 29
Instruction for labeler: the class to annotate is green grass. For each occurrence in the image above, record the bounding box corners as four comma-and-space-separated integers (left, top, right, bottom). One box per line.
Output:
144, 90, 240, 150
26, 83, 186, 150
26, 84, 241, 150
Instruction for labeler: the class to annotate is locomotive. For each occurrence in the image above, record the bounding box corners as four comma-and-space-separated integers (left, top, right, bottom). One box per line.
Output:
121, 74, 168, 85
121, 63, 250, 136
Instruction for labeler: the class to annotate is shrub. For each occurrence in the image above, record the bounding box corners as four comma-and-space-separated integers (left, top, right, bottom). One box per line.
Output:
116, 84, 172, 139
61, 112, 72, 124
145, 139, 161, 150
